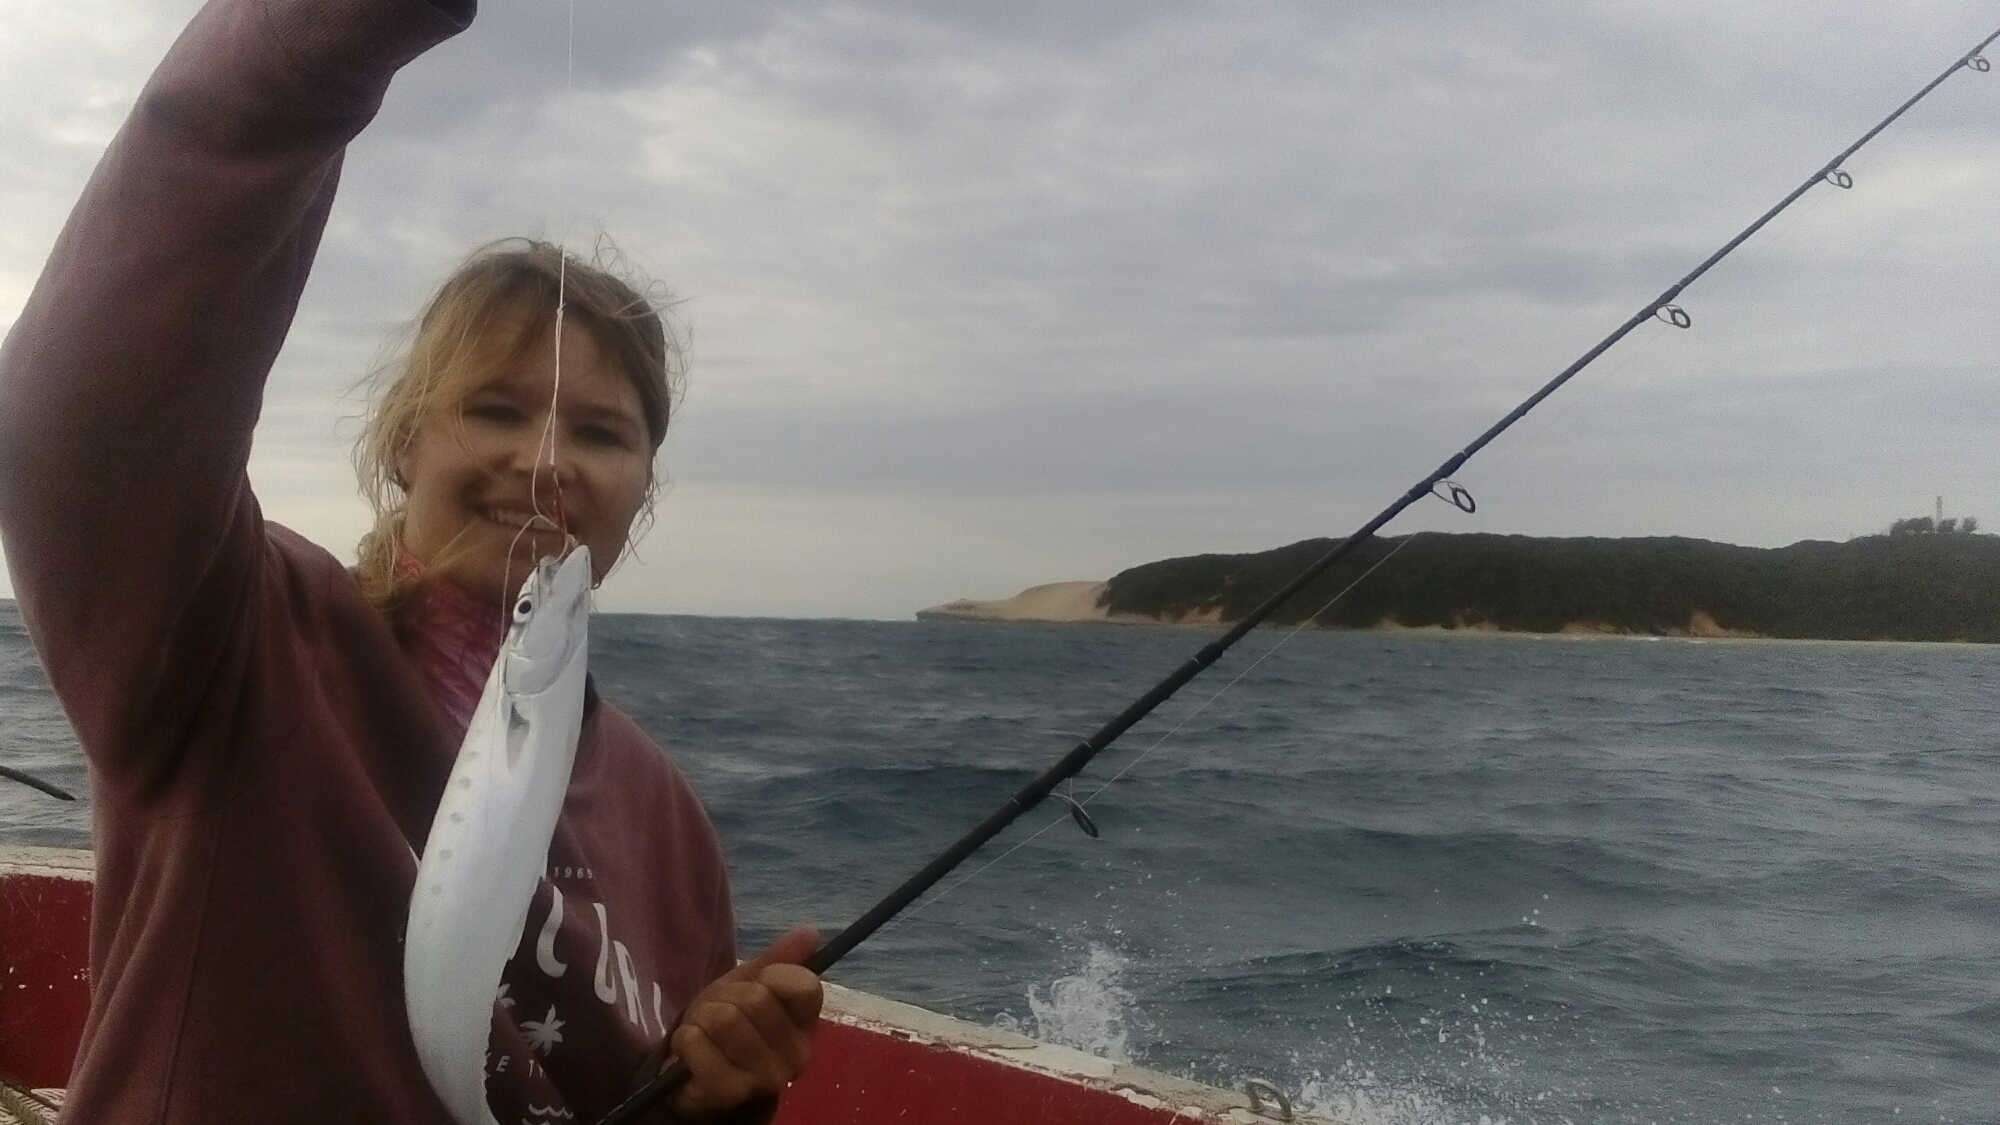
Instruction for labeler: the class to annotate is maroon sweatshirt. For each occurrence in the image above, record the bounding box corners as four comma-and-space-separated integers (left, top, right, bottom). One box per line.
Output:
0, 1, 740, 1122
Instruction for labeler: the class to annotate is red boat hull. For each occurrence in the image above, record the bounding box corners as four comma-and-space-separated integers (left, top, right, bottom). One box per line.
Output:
0, 850, 89, 1091
0, 847, 1322, 1124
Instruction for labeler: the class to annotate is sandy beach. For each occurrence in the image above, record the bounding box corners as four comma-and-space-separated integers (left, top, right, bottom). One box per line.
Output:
918, 583, 1770, 638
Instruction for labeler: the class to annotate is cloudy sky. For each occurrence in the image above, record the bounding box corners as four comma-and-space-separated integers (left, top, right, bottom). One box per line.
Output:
2, 0, 1997, 618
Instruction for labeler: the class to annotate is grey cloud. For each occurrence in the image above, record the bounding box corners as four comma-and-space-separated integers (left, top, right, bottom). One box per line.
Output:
384, 0, 1203, 132
7, 0, 1995, 613
664, 355, 2000, 499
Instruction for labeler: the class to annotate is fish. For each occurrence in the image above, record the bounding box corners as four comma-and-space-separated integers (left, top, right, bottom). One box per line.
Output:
404, 547, 594, 1125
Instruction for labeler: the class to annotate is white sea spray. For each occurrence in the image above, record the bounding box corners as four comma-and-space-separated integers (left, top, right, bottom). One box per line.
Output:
1006, 943, 1136, 1062
1294, 1067, 1488, 1125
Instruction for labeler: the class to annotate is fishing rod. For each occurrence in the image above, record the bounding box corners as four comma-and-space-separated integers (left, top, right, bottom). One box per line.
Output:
597, 25, 1999, 1125
0, 763, 73, 801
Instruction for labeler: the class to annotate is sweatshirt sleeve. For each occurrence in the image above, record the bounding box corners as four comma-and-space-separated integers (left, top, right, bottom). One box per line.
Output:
0, 0, 471, 769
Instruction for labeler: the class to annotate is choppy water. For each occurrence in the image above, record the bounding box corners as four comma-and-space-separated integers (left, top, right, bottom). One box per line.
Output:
4, 603, 1996, 1123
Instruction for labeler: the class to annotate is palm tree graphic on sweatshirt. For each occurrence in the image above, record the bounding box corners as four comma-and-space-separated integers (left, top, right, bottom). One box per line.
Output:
522, 1006, 566, 1055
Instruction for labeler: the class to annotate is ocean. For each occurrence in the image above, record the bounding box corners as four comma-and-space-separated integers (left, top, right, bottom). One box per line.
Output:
3, 603, 1996, 1124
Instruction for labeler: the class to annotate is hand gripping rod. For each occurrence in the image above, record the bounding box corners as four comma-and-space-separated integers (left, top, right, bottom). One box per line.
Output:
595, 24, 1999, 1125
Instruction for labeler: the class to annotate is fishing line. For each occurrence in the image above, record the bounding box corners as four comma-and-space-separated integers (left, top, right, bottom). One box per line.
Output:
1077, 532, 1424, 805
885, 532, 1426, 932
507, 0, 581, 616
1479, 183, 1839, 468
1463, 318, 1670, 474
596, 25, 2000, 1125
900, 228, 1825, 910
531, 0, 578, 538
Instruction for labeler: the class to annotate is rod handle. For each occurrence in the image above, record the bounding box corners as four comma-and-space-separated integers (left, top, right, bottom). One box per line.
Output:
596, 1057, 692, 1125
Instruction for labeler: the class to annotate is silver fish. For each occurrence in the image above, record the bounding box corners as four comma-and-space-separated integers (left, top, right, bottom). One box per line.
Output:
405, 547, 593, 1125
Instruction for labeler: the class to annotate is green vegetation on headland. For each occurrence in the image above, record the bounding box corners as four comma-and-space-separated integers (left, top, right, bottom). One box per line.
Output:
1100, 521, 2000, 642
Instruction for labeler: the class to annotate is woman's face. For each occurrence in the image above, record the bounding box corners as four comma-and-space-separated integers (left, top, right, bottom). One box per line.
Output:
398, 319, 653, 605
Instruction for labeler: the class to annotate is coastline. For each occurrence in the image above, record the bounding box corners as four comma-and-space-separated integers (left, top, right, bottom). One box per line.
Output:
916, 581, 1768, 635
915, 584, 1991, 645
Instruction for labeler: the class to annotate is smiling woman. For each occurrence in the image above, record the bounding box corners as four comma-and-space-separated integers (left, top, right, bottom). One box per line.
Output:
0, 0, 820, 1123
353, 241, 678, 628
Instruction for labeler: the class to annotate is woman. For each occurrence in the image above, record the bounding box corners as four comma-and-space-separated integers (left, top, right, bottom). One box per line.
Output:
0, 0, 819, 1122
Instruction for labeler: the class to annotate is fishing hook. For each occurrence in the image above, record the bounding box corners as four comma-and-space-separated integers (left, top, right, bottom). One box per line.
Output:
1429, 479, 1476, 513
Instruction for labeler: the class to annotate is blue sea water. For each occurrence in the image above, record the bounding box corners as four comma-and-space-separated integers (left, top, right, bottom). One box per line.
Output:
3, 602, 1996, 1124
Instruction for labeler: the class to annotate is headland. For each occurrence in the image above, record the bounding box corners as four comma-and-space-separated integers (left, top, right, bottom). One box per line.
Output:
917, 531, 2000, 643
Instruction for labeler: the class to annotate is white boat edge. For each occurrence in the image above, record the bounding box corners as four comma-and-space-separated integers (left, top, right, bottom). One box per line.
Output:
0, 844, 1344, 1125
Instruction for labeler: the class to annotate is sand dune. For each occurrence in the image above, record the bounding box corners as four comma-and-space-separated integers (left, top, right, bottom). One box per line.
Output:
916, 581, 1110, 623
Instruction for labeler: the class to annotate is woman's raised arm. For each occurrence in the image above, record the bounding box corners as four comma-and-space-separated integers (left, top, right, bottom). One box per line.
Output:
0, 0, 470, 756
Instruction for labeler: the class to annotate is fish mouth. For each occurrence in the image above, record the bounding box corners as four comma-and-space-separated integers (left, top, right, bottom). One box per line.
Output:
504, 545, 592, 696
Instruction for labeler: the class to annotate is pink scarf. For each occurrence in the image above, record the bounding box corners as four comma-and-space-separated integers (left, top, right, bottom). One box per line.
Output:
401, 557, 508, 738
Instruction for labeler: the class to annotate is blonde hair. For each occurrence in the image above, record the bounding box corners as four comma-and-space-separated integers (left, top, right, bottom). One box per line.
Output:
353, 239, 682, 637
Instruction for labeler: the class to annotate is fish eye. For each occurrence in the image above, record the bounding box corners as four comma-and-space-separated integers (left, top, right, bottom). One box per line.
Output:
515, 598, 533, 619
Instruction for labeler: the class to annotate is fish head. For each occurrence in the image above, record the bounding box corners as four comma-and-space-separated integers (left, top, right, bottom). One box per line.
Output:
502, 546, 593, 697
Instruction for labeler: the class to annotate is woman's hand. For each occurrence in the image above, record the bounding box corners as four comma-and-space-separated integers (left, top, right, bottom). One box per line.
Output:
667, 926, 823, 1122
